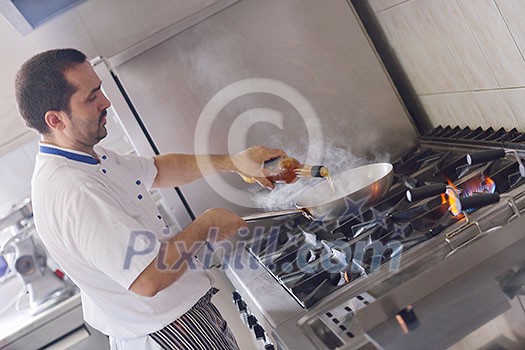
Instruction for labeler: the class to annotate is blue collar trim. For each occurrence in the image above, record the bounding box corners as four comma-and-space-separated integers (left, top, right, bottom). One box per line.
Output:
39, 145, 99, 165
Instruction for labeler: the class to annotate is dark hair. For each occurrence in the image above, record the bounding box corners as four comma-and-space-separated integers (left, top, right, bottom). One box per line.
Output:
15, 48, 87, 134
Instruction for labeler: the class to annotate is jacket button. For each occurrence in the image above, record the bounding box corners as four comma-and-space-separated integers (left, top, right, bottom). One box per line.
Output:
137, 194, 143, 200
136, 180, 141, 185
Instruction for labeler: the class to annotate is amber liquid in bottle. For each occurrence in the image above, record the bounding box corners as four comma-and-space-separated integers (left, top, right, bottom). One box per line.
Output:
264, 157, 302, 183
264, 157, 335, 192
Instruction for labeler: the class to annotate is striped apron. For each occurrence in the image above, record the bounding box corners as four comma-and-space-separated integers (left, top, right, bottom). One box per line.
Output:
149, 288, 240, 349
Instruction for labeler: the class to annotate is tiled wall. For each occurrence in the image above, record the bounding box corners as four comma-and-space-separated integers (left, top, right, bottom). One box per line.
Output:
365, 0, 525, 132
0, 0, 221, 154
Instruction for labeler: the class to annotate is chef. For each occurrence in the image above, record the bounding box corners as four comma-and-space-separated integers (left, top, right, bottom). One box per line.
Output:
15, 48, 285, 349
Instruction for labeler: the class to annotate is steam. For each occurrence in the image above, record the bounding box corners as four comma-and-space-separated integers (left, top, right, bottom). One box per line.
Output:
250, 141, 391, 210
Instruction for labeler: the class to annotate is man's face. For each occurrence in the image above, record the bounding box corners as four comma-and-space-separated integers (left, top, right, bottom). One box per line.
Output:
62, 61, 111, 148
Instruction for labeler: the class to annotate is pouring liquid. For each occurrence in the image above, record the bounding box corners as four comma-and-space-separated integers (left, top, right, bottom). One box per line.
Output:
326, 172, 336, 194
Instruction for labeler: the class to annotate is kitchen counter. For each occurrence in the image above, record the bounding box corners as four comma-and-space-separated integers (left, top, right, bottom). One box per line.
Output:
0, 276, 84, 349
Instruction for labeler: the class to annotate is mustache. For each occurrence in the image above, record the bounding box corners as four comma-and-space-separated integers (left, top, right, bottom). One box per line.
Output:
99, 109, 107, 122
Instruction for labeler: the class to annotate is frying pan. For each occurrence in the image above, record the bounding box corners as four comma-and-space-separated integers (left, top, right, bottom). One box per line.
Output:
242, 163, 394, 222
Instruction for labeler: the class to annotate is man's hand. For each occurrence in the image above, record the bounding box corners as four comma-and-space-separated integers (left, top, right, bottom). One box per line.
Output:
129, 207, 246, 297
231, 146, 287, 190
152, 145, 286, 189
197, 208, 247, 241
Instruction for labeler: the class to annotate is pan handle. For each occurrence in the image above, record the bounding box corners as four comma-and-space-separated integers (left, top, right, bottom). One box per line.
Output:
242, 209, 305, 223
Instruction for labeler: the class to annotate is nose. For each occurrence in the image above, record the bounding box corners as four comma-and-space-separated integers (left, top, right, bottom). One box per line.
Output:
100, 91, 111, 110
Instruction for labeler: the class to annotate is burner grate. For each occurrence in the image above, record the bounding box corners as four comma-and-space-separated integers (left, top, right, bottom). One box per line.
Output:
247, 125, 525, 307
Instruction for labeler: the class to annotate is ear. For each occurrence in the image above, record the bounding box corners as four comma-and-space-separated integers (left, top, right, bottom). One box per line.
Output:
44, 110, 67, 131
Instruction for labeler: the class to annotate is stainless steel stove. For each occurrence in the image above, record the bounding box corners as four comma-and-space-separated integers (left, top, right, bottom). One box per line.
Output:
225, 126, 525, 350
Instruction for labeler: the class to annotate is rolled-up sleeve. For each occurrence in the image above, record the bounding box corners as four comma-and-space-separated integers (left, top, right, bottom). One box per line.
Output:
109, 150, 158, 191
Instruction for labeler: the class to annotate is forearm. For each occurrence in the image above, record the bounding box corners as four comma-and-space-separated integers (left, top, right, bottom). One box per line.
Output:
129, 216, 210, 296
152, 153, 235, 188
152, 146, 287, 190
129, 208, 245, 297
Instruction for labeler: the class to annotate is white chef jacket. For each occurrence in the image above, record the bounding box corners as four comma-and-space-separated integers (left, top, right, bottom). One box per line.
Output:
31, 143, 213, 350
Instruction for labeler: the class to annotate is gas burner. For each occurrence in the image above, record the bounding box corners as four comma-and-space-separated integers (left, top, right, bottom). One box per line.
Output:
246, 126, 525, 308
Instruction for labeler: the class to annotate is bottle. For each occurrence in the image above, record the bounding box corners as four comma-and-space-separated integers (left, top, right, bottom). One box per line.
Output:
264, 157, 329, 184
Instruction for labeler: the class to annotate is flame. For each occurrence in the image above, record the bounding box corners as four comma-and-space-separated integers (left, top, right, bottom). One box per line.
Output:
445, 179, 462, 217
442, 176, 496, 217
461, 176, 496, 196
344, 271, 350, 283
447, 189, 462, 217
441, 178, 456, 205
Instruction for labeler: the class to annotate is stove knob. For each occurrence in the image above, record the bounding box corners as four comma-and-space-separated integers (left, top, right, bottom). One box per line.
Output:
466, 149, 506, 165
395, 305, 419, 333
406, 184, 446, 202
232, 291, 242, 302
236, 299, 247, 313
253, 324, 266, 340
458, 193, 500, 212
247, 314, 258, 329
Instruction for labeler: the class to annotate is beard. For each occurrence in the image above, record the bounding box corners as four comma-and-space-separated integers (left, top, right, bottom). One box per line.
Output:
65, 109, 109, 146
97, 109, 108, 141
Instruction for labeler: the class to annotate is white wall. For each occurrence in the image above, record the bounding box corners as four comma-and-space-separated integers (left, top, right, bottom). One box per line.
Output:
0, 0, 226, 218
0, 136, 39, 215
367, 0, 525, 131
0, 104, 131, 216
0, 0, 224, 154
